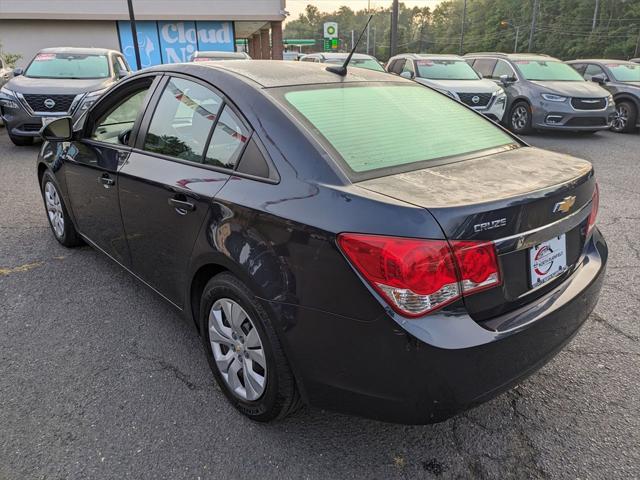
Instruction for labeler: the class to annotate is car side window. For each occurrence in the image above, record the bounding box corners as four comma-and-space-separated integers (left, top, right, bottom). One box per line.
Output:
491, 60, 514, 79
584, 64, 606, 81
390, 59, 405, 75
144, 77, 223, 163
116, 55, 130, 73
402, 59, 415, 75
204, 105, 249, 169
472, 58, 497, 78
570, 63, 586, 75
90, 82, 151, 144
301, 56, 315, 62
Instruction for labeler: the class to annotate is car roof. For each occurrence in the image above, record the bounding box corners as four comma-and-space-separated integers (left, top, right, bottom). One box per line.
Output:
38, 47, 117, 56
391, 53, 465, 61
195, 51, 248, 58
303, 52, 376, 60
566, 59, 636, 65
171, 59, 397, 88
465, 52, 557, 61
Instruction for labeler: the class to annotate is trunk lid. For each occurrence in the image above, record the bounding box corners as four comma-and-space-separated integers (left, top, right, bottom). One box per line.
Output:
357, 146, 596, 322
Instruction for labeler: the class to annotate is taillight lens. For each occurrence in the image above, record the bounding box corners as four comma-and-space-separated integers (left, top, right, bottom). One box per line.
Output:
587, 183, 599, 236
338, 234, 501, 318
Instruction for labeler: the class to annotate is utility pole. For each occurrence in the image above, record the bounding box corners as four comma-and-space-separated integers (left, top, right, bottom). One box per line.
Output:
373, 27, 376, 58
352, 30, 355, 50
514, 25, 521, 53
528, 0, 539, 52
390, 0, 399, 56
635, 29, 640, 57
366, 0, 371, 54
459, 0, 467, 55
592, 0, 600, 32
126, 0, 142, 70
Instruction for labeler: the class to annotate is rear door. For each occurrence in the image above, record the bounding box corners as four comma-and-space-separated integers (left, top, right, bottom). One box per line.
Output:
64, 74, 159, 266
119, 75, 251, 306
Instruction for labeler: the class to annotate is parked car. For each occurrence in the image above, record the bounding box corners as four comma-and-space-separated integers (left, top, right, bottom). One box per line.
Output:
283, 51, 302, 61
300, 52, 385, 72
630, 58, 640, 64
37, 61, 606, 424
0, 47, 130, 146
465, 52, 615, 134
567, 59, 639, 133
387, 53, 507, 122
190, 51, 251, 62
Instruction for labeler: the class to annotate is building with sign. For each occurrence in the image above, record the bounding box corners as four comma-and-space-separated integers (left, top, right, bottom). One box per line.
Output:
0, 0, 287, 69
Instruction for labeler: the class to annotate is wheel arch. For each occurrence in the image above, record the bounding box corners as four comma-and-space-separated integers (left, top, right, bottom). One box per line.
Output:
612, 93, 639, 112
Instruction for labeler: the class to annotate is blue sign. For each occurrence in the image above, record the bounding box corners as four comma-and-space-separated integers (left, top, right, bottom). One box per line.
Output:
117, 21, 162, 70
117, 20, 235, 70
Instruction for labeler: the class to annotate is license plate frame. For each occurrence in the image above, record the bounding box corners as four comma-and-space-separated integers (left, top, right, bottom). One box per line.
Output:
529, 234, 568, 287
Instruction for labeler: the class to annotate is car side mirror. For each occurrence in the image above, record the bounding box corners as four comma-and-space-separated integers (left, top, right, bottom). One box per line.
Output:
591, 74, 606, 85
499, 74, 516, 86
13, 67, 24, 76
118, 128, 132, 146
40, 117, 73, 142
116, 68, 130, 79
400, 71, 414, 80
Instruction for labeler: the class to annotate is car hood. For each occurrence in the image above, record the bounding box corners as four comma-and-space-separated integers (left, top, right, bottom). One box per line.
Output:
4, 76, 113, 95
530, 80, 608, 98
415, 77, 502, 93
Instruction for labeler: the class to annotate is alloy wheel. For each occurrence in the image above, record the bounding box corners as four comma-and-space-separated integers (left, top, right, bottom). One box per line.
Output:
611, 104, 629, 132
511, 105, 529, 131
208, 298, 267, 401
44, 182, 64, 238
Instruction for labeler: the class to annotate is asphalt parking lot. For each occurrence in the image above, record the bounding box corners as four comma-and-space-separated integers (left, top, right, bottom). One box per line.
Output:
0, 128, 638, 480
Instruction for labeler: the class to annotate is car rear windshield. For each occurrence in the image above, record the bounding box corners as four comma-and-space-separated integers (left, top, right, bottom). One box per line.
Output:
325, 58, 385, 72
416, 59, 479, 80
25, 53, 110, 79
607, 63, 640, 82
514, 60, 584, 81
280, 83, 516, 177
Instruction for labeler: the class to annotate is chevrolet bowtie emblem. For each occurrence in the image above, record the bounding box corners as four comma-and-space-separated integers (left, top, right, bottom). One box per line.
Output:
553, 196, 576, 213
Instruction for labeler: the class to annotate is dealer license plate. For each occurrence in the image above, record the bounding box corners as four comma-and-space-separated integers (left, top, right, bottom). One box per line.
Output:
529, 234, 567, 287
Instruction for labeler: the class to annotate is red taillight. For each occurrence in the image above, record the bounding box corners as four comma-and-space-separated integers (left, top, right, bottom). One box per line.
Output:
587, 183, 599, 236
338, 234, 501, 318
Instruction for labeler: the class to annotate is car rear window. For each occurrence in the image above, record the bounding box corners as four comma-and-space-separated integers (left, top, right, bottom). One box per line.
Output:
281, 84, 515, 175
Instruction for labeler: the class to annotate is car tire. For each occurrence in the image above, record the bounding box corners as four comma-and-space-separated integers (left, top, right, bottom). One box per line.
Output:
611, 100, 637, 134
200, 272, 301, 422
8, 132, 34, 146
40, 170, 83, 247
508, 101, 533, 135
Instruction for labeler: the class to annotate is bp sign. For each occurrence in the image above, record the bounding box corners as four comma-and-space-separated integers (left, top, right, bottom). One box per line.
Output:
324, 22, 338, 39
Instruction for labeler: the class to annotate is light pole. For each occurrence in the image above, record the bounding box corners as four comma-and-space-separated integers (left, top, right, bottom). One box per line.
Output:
459, 0, 467, 55
501, 20, 522, 53
126, 0, 142, 70
390, 0, 399, 56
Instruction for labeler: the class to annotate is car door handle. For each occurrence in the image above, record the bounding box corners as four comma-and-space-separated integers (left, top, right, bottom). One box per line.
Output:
98, 174, 115, 188
168, 196, 195, 215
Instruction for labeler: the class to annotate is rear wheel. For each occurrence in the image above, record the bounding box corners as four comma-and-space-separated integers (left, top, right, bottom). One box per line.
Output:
8, 132, 33, 146
508, 101, 533, 135
611, 100, 637, 133
200, 273, 301, 422
40, 171, 83, 247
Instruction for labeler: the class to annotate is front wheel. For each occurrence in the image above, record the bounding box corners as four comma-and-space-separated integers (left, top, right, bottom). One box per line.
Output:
200, 273, 301, 422
611, 101, 637, 133
508, 101, 533, 135
40, 171, 83, 247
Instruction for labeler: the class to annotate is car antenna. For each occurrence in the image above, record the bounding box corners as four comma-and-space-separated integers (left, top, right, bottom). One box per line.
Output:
326, 15, 374, 77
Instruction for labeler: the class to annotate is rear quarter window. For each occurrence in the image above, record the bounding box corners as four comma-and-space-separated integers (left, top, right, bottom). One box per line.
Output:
280, 83, 516, 178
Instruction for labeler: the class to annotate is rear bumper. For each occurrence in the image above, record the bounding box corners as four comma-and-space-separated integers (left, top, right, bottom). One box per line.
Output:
266, 229, 607, 424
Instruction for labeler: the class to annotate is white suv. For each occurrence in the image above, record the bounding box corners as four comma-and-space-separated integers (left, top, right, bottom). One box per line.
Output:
387, 53, 507, 122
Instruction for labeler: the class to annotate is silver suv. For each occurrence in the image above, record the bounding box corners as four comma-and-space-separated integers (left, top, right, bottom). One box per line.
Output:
387, 53, 507, 122
465, 53, 615, 134
0, 47, 130, 146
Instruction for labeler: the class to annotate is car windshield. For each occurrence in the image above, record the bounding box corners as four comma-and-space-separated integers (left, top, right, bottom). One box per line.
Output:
325, 58, 385, 72
607, 63, 640, 82
25, 52, 110, 79
416, 59, 479, 80
514, 60, 584, 81
280, 83, 516, 176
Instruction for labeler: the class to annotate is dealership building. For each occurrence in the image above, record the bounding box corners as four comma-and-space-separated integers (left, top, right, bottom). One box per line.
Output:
0, 0, 287, 68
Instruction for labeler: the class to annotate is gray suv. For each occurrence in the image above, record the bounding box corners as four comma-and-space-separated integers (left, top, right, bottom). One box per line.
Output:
0, 47, 130, 146
465, 53, 615, 134
567, 59, 639, 133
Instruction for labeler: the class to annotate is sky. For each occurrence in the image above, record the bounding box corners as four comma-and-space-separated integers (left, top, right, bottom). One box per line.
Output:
285, 1, 444, 23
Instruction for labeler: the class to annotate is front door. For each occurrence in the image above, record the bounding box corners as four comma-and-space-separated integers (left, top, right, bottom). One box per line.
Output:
64, 76, 158, 266
119, 76, 250, 306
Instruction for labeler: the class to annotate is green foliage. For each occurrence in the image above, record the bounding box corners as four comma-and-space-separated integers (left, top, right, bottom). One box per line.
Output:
0, 42, 22, 68
284, 1, 640, 61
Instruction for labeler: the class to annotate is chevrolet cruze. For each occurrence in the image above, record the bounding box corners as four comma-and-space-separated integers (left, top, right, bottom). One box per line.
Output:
37, 61, 607, 424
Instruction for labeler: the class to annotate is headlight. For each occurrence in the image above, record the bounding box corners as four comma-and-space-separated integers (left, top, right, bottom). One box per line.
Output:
0, 86, 19, 109
495, 89, 507, 105
541, 93, 567, 102
78, 88, 108, 112
438, 89, 457, 99
607, 94, 614, 106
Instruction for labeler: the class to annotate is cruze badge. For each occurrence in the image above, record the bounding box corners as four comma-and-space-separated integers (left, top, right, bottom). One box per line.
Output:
44, 98, 56, 109
474, 218, 507, 233
553, 196, 576, 214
